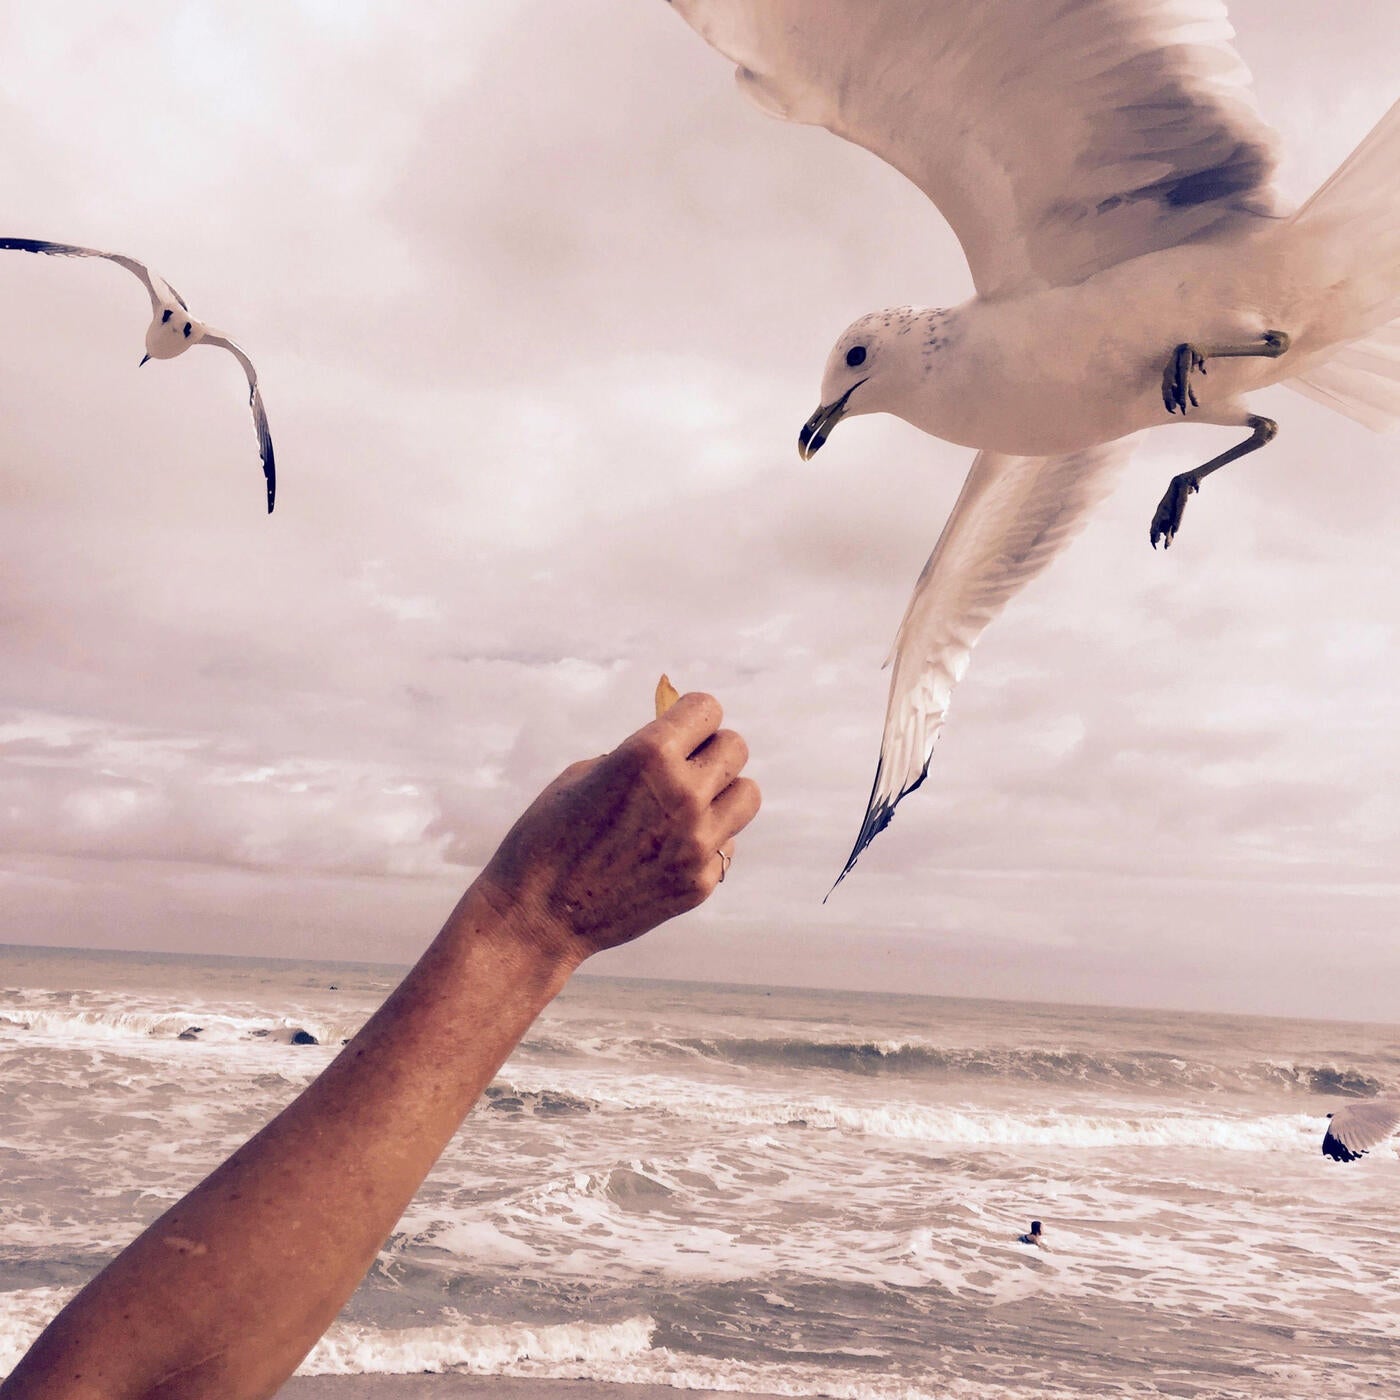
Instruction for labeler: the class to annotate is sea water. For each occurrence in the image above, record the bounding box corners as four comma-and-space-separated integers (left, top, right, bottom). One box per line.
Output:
1, 942, 1398, 1398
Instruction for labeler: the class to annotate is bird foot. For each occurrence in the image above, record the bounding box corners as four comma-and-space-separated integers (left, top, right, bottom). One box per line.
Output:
1150, 472, 1199, 549
1161, 343, 1206, 416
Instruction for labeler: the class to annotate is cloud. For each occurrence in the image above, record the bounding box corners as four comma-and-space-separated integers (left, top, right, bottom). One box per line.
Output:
2, 1, 1399, 1018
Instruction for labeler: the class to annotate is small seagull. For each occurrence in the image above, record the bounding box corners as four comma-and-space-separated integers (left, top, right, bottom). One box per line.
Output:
666, 0, 1400, 886
1321, 1100, 1400, 1163
1, 236, 276, 513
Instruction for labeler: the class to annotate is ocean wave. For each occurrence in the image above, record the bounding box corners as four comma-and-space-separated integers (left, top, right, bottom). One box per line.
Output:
11, 1000, 1385, 1105
0, 1005, 353, 1049
0, 1297, 660, 1390
482, 1084, 596, 1116
525, 1030, 1391, 1099
0, 1287, 1050, 1400
304, 1309, 1038, 1399
763, 1101, 1313, 1151
499, 1073, 1319, 1152
1255, 1061, 1386, 1097
300, 1312, 654, 1377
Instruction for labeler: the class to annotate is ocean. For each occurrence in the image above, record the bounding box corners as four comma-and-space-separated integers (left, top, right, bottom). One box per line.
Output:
1, 942, 1398, 1398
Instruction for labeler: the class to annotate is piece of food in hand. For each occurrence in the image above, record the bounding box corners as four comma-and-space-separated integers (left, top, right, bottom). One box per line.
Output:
654, 674, 680, 718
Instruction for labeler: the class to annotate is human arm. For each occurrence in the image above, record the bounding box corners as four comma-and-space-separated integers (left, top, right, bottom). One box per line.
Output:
1, 692, 759, 1400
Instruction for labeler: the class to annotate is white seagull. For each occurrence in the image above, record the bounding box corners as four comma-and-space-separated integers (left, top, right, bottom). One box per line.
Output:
1, 237, 276, 513
666, 0, 1400, 887
1322, 1100, 1400, 1164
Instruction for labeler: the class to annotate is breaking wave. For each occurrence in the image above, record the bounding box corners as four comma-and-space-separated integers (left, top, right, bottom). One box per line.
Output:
481, 1084, 596, 1116
0, 1004, 355, 1049
524, 1030, 1389, 1099
300, 1312, 655, 1377
492, 1073, 1319, 1152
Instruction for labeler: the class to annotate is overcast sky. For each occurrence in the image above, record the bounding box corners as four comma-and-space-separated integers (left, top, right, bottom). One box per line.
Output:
2, 1, 1398, 1018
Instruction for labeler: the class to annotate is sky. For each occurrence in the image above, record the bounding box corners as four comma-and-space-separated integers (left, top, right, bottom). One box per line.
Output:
1, 1, 1398, 1018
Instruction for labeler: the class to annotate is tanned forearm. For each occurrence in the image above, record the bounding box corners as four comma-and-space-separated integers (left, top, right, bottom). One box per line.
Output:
2, 886, 579, 1400
3, 692, 760, 1400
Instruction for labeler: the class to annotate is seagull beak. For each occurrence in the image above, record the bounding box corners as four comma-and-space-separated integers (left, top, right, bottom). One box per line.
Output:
797, 378, 866, 460
139, 354, 150, 367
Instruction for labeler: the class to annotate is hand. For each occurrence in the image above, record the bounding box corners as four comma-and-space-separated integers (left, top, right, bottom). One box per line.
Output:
477, 692, 760, 964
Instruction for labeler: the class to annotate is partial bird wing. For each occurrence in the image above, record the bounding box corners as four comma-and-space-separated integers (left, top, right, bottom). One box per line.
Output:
202, 331, 277, 514
0, 236, 189, 312
832, 440, 1134, 889
1322, 1099, 1400, 1163
667, 0, 1280, 294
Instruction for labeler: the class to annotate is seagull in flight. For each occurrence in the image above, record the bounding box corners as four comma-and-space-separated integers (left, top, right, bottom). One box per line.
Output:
1, 237, 276, 513
666, 0, 1400, 887
1322, 1100, 1400, 1163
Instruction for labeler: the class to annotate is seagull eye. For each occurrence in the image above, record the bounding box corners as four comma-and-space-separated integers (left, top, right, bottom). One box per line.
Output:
845, 345, 867, 368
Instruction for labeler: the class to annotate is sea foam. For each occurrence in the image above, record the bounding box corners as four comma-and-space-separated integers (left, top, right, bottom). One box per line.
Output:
300, 1312, 654, 1377
500, 1071, 1319, 1152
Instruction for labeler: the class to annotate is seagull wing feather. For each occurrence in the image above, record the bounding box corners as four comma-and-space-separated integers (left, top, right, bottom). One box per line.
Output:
668, 0, 1280, 292
0, 236, 187, 312
202, 331, 276, 514
832, 440, 1134, 889
1322, 1099, 1400, 1162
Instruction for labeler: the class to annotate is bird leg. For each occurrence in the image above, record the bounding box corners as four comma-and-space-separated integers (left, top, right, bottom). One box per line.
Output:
1160, 329, 1290, 416
1150, 415, 1278, 549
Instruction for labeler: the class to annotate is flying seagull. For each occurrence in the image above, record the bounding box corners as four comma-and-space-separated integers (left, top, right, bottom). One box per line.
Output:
1322, 1100, 1400, 1163
666, 0, 1400, 886
1, 237, 276, 513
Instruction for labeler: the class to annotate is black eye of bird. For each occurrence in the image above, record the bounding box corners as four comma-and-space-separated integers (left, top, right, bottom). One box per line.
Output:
845, 345, 867, 368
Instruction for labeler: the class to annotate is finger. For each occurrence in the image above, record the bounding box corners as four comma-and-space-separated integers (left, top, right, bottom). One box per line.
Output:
707, 775, 761, 845
653, 691, 722, 755
688, 727, 749, 800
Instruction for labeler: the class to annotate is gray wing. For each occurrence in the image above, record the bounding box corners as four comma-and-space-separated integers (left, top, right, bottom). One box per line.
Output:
667, 0, 1281, 294
832, 440, 1134, 889
202, 331, 276, 514
1322, 1099, 1400, 1163
0, 236, 188, 312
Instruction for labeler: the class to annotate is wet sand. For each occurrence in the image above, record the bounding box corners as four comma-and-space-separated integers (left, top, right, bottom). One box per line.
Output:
281, 1379, 789, 1400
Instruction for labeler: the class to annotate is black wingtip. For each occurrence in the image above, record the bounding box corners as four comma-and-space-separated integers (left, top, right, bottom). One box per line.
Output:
264, 448, 276, 514
823, 752, 933, 900
1321, 1132, 1364, 1163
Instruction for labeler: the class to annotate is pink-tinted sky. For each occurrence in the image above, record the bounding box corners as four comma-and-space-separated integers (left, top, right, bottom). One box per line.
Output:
1, 1, 1397, 1017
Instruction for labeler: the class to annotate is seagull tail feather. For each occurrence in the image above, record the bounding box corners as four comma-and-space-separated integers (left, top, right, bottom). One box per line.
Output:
1286, 319, 1400, 434
1288, 97, 1400, 346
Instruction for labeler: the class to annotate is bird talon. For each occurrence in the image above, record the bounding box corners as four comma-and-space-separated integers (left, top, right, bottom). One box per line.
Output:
1150, 473, 1198, 548
1161, 342, 1206, 417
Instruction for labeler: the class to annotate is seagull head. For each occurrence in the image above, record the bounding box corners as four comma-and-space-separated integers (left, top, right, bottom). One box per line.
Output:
799, 309, 909, 459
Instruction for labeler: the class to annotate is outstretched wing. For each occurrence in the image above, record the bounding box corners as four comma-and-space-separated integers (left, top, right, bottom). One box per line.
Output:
0, 236, 188, 312
832, 440, 1134, 890
202, 331, 276, 514
1322, 1100, 1400, 1163
667, 0, 1280, 293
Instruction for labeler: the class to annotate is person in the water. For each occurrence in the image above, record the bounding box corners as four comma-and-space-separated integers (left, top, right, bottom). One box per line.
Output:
1018, 1220, 1047, 1248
